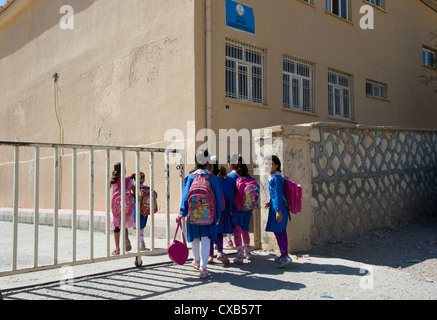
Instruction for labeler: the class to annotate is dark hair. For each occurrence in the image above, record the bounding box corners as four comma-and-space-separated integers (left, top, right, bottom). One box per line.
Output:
218, 166, 227, 178
212, 163, 219, 175
110, 162, 122, 185
228, 154, 249, 177
195, 149, 210, 170
271, 155, 282, 173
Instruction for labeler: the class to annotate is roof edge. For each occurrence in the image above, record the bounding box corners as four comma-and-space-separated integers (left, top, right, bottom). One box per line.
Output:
0, 0, 16, 15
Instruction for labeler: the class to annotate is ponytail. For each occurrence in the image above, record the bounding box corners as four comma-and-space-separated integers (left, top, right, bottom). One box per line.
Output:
229, 154, 249, 177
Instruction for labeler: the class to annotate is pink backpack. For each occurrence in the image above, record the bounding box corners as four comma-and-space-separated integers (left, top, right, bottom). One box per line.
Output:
284, 178, 303, 215
187, 173, 216, 225
139, 186, 158, 217
233, 173, 259, 212
112, 179, 134, 216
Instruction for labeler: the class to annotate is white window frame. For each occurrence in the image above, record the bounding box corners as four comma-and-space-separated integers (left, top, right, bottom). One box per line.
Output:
326, 0, 349, 20
366, 80, 388, 100
226, 40, 267, 106
423, 47, 436, 69
328, 69, 354, 120
365, 0, 386, 10
283, 56, 316, 113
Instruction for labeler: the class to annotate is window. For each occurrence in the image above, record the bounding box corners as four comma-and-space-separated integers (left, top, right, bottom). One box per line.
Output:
365, 0, 386, 10
366, 80, 388, 100
423, 47, 436, 69
328, 69, 354, 120
326, 0, 349, 20
283, 56, 315, 113
226, 40, 267, 105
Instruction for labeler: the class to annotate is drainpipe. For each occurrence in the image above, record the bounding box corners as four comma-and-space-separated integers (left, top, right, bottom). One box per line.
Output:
205, 0, 213, 150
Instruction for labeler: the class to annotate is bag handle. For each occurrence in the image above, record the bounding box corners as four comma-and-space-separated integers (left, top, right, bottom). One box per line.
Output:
174, 218, 187, 246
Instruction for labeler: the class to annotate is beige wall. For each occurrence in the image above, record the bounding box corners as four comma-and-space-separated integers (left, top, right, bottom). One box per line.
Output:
208, 0, 437, 139
0, 0, 197, 147
0, 0, 197, 211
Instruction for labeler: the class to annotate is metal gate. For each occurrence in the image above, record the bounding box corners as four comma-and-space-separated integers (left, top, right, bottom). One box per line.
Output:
0, 141, 185, 277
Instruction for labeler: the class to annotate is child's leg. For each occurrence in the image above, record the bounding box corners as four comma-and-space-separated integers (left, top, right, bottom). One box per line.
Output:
274, 231, 287, 258
191, 238, 201, 264
200, 236, 211, 270
114, 228, 120, 248
216, 234, 224, 253
233, 225, 242, 247
242, 230, 251, 260
125, 228, 131, 251
233, 225, 244, 264
242, 230, 251, 246
281, 229, 289, 257
139, 228, 145, 243
209, 240, 214, 257
112, 227, 121, 255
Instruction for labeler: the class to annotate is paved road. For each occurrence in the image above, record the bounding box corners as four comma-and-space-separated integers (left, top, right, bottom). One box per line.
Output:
0, 219, 436, 301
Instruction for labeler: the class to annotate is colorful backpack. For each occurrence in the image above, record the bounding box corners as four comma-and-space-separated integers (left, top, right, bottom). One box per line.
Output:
284, 178, 303, 215
112, 180, 134, 216
233, 173, 259, 212
187, 173, 216, 225
139, 186, 158, 217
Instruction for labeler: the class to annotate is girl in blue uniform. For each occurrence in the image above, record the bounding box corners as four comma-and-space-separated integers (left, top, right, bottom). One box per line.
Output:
208, 161, 233, 265
227, 154, 258, 264
131, 172, 157, 251
176, 150, 223, 278
264, 155, 292, 268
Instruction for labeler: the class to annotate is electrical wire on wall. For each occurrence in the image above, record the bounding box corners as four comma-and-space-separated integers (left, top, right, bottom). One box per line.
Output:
53, 73, 64, 208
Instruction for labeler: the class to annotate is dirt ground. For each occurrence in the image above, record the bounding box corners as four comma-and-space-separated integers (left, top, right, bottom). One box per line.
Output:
309, 215, 437, 282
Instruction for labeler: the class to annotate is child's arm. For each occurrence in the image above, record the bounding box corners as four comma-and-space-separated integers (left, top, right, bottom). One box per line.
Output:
211, 176, 223, 224
177, 175, 193, 222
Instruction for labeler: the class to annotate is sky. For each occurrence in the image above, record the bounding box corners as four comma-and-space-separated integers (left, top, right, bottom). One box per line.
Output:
0, 0, 7, 7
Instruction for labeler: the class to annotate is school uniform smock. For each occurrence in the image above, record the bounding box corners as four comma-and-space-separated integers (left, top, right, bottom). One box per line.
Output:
179, 169, 223, 243
226, 171, 258, 232
265, 172, 290, 233
217, 176, 234, 234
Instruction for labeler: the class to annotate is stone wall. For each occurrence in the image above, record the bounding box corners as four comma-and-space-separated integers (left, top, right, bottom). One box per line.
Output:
258, 123, 437, 252
309, 123, 437, 244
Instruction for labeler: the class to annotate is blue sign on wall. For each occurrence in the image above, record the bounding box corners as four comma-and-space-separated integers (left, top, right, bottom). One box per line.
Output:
226, 0, 255, 34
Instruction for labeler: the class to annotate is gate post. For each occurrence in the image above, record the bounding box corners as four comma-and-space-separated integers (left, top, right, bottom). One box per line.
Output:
257, 125, 313, 253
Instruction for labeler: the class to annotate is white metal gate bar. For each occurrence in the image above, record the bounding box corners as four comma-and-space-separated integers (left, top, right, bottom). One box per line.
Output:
0, 141, 185, 277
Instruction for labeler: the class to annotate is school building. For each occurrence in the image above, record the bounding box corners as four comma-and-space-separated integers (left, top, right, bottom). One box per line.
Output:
0, 1, 436, 248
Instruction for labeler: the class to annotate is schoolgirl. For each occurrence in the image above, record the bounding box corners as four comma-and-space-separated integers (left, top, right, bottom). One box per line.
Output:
176, 150, 223, 278
208, 160, 233, 265
110, 162, 136, 255
227, 154, 258, 264
264, 155, 292, 268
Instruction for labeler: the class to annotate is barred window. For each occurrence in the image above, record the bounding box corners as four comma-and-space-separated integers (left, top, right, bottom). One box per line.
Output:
226, 40, 267, 105
283, 56, 316, 113
326, 0, 350, 20
423, 47, 436, 69
366, 80, 388, 100
328, 69, 354, 120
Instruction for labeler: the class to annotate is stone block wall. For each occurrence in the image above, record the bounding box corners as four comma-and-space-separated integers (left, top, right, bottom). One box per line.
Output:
309, 123, 437, 244
258, 123, 437, 252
